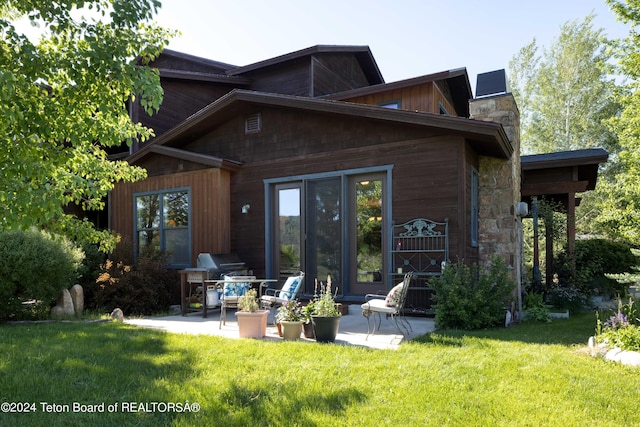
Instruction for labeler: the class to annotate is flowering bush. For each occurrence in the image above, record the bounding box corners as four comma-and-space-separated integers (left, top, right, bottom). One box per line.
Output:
596, 298, 640, 351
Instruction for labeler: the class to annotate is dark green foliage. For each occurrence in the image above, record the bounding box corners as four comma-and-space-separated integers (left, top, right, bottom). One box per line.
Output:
91, 240, 177, 315
523, 292, 551, 322
430, 257, 515, 330
76, 242, 106, 308
0, 228, 83, 321
554, 238, 638, 296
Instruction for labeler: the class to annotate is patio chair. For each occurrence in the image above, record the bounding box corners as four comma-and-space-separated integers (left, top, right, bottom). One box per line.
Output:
219, 275, 256, 329
260, 271, 304, 314
361, 272, 413, 340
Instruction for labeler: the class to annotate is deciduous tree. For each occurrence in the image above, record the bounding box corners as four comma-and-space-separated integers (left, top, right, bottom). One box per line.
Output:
599, 0, 640, 243
0, 0, 174, 251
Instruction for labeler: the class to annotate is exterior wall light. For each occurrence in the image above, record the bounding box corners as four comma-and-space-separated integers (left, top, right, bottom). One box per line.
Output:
241, 204, 250, 214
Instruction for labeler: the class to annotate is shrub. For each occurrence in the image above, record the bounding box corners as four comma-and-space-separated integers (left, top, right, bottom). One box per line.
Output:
430, 257, 515, 330
0, 228, 84, 321
523, 292, 551, 322
91, 240, 177, 315
76, 242, 106, 309
548, 283, 588, 313
554, 239, 638, 297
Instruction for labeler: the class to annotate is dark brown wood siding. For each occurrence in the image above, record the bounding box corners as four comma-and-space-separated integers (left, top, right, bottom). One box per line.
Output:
247, 61, 312, 96
110, 167, 232, 266
224, 135, 467, 279
132, 80, 233, 140
312, 54, 370, 96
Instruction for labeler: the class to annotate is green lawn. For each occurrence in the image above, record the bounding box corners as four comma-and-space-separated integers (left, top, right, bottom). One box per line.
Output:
0, 313, 637, 426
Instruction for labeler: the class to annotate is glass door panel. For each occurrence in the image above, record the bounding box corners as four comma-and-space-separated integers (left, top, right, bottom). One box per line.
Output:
277, 186, 301, 282
306, 177, 342, 294
351, 176, 385, 295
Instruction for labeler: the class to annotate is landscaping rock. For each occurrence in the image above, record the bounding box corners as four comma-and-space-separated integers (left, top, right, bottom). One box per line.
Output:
605, 348, 640, 367
57, 288, 75, 316
111, 308, 124, 322
69, 284, 84, 315
50, 305, 66, 319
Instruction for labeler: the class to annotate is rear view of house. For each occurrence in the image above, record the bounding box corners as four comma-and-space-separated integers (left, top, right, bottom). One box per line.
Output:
109, 45, 522, 310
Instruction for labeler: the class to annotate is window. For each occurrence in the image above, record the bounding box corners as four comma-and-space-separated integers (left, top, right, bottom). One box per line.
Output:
378, 100, 400, 109
438, 102, 450, 115
470, 168, 479, 247
135, 188, 191, 267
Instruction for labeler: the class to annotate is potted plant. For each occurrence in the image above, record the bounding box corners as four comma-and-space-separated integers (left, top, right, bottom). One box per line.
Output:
301, 301, 316, 339
276, 300, 303, 340
310, 275, 342, 343
235, 289, 269, 338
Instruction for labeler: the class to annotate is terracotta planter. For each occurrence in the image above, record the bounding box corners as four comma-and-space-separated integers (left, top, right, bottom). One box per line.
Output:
235, 310, 269, 338
280, 320, 303, 341
311, 315, 341, 343
276, 322, 283, 337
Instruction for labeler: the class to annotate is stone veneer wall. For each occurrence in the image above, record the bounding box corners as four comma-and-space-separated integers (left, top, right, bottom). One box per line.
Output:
468, 94, 521, 272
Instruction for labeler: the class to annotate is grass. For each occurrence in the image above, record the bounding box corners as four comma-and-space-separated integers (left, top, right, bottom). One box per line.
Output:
0, 312, 638, 426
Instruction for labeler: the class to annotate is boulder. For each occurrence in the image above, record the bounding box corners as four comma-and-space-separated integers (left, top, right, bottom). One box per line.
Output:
57, 288, 75, 316
605, 348, 640, 367
50, 305, 66, 319
111, 308, 124, 322
69, 284, 84, 315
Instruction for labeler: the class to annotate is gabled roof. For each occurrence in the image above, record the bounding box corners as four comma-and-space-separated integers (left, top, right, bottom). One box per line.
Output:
324, 68, 472, 117
128, 89, 512, 166
156, 49, 240, 73
156, 68, 252, 85
226, 45, 385, 85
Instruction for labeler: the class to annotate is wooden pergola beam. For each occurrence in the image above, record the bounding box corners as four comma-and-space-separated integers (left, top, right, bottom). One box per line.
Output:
521, 180, 590, 197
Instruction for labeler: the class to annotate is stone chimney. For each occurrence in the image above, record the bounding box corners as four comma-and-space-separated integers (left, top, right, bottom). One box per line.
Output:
468, 70, 521, 273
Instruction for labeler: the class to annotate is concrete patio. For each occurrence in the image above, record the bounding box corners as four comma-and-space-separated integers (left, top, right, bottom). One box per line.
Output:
125, 304, 436, 350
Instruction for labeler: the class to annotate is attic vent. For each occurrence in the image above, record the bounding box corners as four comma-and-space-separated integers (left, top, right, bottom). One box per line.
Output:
245, 113, 262, 134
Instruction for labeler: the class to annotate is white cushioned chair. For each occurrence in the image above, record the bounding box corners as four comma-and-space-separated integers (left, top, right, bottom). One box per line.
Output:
361, 272, 413, 339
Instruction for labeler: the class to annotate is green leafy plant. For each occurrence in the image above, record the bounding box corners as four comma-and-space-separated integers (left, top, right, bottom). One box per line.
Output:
554, 239, 638, 297
429, 256, 515, 330
312, 275, 341, 317
238, 288, 260, 312
524, 292, 551, 323
0, 228, 84, 321
301, 301, 315, 324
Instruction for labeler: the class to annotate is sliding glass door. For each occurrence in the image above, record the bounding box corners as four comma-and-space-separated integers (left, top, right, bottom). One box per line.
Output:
268, 167, 389, 297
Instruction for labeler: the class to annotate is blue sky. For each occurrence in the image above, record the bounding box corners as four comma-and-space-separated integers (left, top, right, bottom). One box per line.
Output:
155, 0, 630, 94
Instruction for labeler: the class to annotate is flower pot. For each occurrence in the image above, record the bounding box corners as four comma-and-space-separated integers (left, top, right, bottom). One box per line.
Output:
280, 320, 303, 341
311, 315, 341, 343
235, 310, 269, 338
276, 321, 283, 337
303, 321, 315, 339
